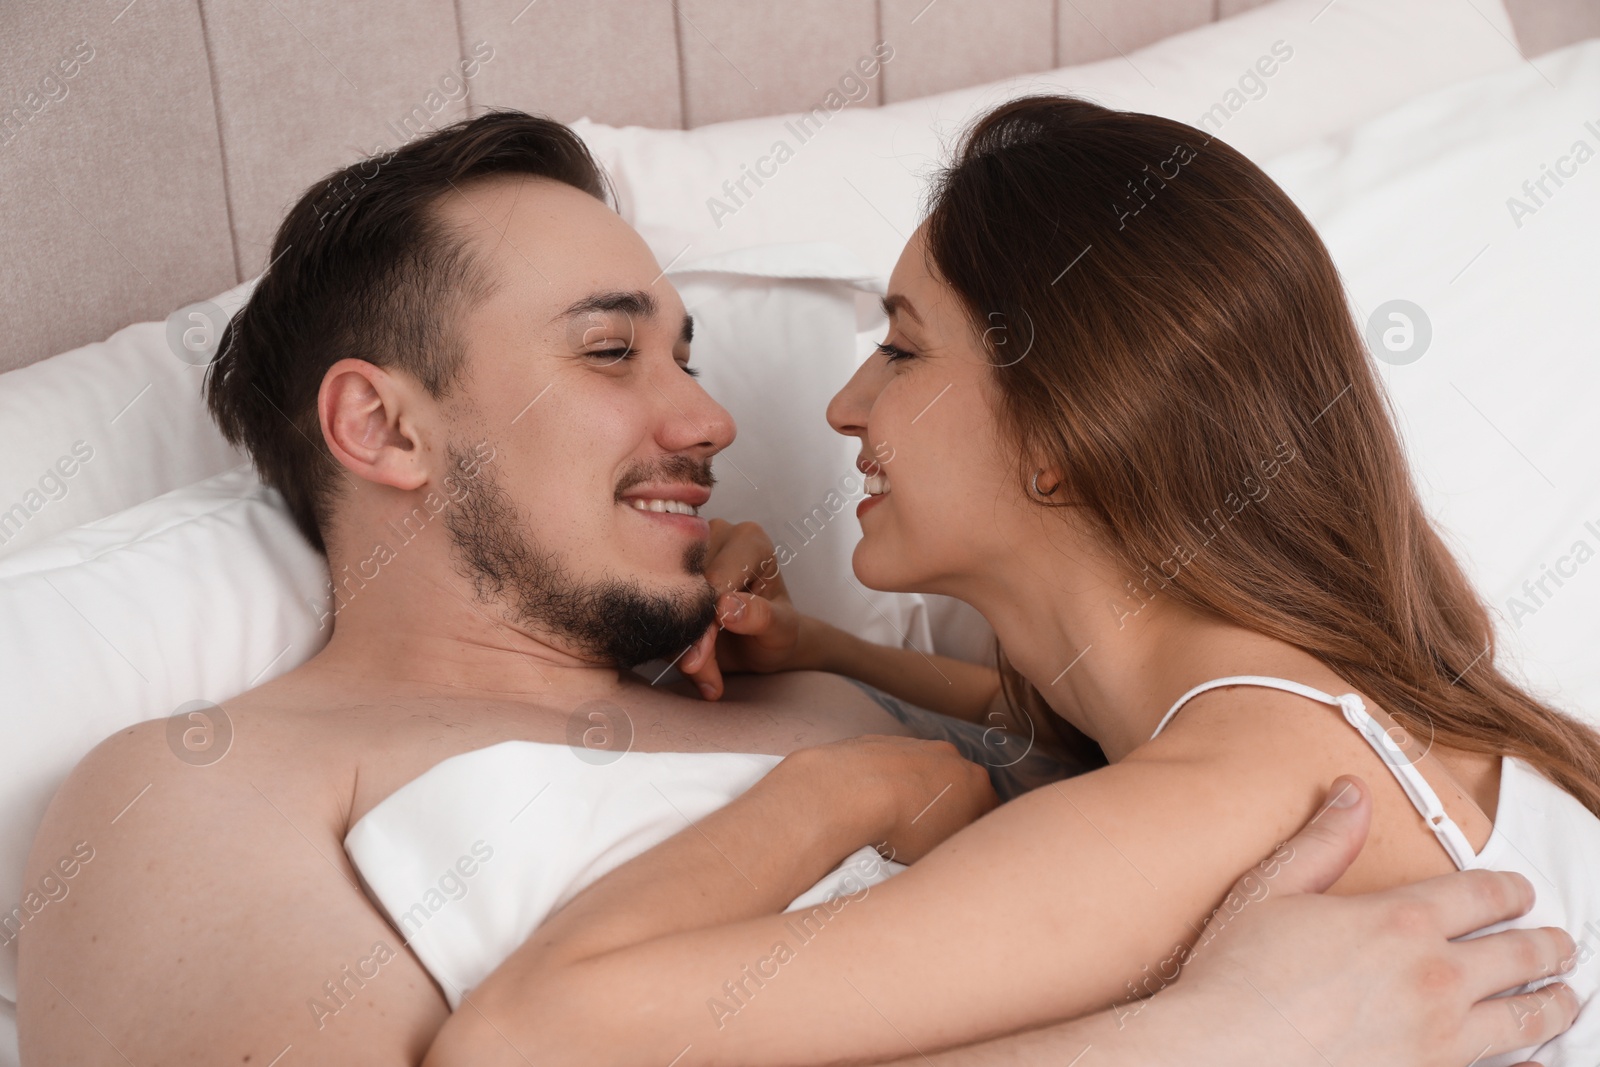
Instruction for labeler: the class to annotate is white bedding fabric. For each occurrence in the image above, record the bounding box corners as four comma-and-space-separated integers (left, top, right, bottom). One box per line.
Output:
343, 741, 905, 1010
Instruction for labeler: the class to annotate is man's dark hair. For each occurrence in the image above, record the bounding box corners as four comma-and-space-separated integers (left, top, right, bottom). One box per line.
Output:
204, 110, 611, 554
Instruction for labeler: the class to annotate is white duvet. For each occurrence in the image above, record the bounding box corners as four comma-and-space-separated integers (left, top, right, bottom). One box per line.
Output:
344, 742, 905, 1009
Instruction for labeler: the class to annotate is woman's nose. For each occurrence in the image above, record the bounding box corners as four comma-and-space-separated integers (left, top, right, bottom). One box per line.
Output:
827, 360, 879, 439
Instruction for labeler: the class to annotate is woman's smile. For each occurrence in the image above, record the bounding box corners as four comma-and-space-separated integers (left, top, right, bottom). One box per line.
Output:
857, 470, 891, 519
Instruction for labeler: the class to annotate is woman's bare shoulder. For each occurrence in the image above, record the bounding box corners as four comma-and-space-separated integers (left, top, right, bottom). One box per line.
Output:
1130, 676, 1495, 890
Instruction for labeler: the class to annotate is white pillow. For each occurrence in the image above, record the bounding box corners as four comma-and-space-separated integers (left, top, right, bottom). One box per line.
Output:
0, 282, 253, 558
577, 0, 1521, 284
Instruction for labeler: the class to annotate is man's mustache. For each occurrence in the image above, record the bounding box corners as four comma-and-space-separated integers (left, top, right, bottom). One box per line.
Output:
614, 455, 716, 499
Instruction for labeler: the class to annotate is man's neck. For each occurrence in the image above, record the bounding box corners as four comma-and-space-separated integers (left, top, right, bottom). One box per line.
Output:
306, 547, 630, 706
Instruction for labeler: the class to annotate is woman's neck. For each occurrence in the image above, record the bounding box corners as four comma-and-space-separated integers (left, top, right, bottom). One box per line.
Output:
950, 530, 1299, 763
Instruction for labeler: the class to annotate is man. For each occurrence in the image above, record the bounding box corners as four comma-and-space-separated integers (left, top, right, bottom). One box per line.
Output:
16, 112, 1575, 1065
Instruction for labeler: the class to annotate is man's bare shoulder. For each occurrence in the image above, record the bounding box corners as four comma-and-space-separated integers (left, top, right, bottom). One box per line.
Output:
17, 701, 447, 1065
37, 681, 359, 839
23, 710, 293, 881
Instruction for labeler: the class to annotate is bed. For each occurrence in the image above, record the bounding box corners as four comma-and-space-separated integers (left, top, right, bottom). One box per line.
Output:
3, 1, 1598, 1062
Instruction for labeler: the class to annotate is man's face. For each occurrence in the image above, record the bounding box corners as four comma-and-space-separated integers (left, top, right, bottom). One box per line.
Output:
429, 176, 736, 667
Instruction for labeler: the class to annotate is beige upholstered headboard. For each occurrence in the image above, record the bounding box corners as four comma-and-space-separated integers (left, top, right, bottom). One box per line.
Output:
2, 0, 1594, 375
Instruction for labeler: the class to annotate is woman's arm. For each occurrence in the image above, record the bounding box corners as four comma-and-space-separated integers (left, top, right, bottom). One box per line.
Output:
802, 613, 1004, 723
426, 776, 1579, 1067
424, 705, 1368, 1067
502, 736, 996, 970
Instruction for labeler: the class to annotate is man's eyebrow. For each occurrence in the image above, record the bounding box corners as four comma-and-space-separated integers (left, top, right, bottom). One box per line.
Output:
881, 293, 922, 324
558, 289, 658, 321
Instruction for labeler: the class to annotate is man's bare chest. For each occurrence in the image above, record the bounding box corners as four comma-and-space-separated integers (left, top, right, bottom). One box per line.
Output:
318, 670, 912, 830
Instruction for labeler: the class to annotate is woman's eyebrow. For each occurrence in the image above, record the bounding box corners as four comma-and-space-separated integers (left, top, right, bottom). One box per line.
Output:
881, 293, 922, 325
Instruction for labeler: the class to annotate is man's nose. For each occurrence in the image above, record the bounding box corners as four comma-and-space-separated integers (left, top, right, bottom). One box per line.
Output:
660, 371, 736, 455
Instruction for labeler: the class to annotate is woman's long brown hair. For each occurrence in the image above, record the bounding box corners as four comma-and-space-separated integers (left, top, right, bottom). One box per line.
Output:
925, 95, 1600, 815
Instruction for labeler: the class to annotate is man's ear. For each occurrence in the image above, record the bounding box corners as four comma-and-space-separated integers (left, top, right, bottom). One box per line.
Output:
318, 359, 430, 492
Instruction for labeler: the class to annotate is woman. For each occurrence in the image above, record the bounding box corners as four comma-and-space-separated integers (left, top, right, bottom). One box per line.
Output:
430, 96, 1600, 1065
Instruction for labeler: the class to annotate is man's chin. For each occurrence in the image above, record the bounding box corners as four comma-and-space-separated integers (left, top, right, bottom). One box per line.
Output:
685, 538, 709, 576
440, 454, 718, 669
585, 577, 717, 670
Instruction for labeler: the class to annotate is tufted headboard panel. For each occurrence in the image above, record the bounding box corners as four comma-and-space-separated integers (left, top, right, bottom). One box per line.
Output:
2, 0, 1595, 374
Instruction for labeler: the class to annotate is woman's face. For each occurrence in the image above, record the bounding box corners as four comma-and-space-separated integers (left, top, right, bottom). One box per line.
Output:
826, 225, 1033, 596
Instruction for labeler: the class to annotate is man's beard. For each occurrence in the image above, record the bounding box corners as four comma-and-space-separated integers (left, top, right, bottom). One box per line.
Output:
443, 445, 716, 668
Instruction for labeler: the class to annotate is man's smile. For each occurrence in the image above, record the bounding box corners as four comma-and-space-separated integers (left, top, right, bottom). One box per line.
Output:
617, 479, 712, 535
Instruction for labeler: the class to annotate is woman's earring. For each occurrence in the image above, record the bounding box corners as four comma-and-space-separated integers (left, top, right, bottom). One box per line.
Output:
1031, 469, 1060, 498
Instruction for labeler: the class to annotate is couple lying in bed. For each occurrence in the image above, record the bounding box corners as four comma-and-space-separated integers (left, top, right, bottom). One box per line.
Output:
19, 97, 1598, 1066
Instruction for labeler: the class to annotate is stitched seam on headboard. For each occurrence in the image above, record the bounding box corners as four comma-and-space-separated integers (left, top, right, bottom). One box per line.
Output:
1052, 0, 1060, 67
194, 0, 244, 286
450, 0, 472, 117
670, 0, 690, 129
874, 0, 884, 106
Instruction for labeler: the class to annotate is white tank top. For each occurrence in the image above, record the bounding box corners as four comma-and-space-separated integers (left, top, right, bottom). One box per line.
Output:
1153, 676, 1600, 1067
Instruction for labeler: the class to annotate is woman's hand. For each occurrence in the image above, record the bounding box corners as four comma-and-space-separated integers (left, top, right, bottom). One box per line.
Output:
778, 734, 1000, 864
677, 520, 1009, 726
680, 519, 824, 698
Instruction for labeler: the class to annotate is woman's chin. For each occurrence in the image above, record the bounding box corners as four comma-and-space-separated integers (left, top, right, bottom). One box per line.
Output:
850, 539, 920, 594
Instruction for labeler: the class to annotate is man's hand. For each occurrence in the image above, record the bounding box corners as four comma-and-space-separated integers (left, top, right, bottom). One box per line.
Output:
884, 775, 1580, 1067
680, 519, 817, 698
1169, 775, 1578, 1066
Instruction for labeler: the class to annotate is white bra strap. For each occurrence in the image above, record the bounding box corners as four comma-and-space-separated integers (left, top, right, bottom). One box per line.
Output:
1151, 676, 1339, 739
1151, 675, 1478, 870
